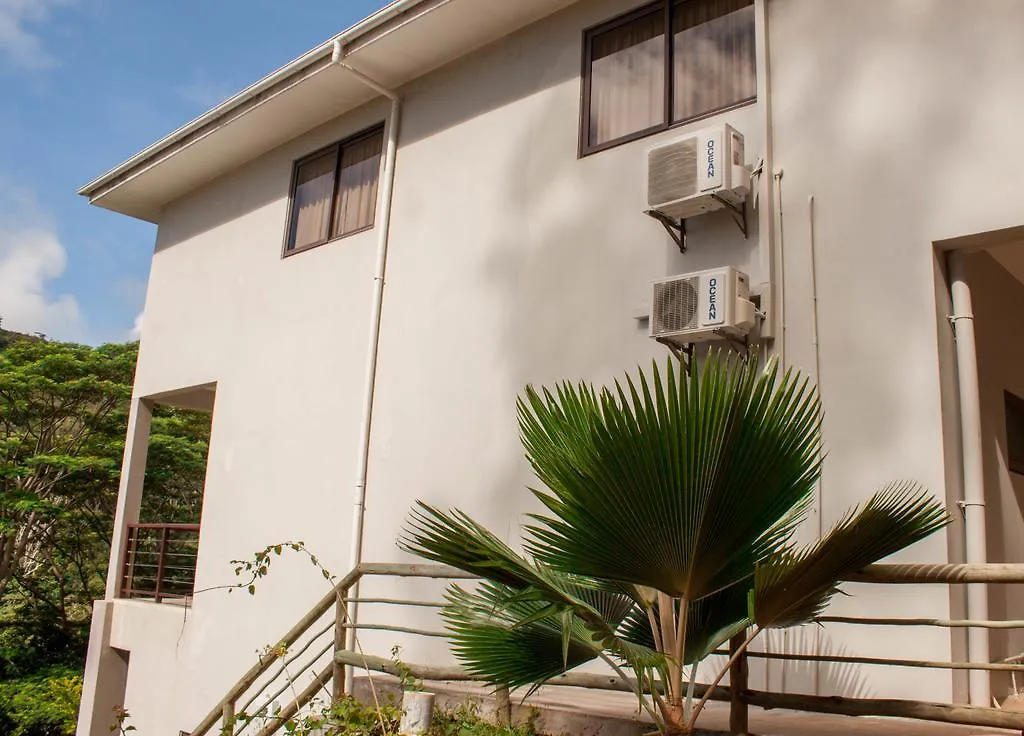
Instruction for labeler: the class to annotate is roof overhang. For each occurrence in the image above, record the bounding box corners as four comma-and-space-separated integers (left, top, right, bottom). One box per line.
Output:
79, 0, 578, 222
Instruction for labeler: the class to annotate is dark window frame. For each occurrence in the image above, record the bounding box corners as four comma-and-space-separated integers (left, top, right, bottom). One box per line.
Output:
578, 0, 757, 157
1005, 391, 1024, 476
281, 123, 385, 258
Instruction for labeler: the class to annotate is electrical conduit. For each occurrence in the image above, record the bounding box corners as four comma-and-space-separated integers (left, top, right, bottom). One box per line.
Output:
948, 250, 991, 707
332, 39, 402, 686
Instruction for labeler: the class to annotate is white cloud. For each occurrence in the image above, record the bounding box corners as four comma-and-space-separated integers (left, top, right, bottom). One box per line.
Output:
0, 0, 74, 70
128, 310, 143, 340
0, 185, 84, 341
175, 73, 235, 111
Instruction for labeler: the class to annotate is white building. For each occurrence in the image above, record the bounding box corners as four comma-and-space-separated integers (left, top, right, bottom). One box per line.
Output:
75, 1, 1024, 733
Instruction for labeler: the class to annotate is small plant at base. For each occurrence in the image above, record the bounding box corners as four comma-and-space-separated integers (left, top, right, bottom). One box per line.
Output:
111, 705, 136, 734
429, 703, 537, 736
391, 645, 423, 692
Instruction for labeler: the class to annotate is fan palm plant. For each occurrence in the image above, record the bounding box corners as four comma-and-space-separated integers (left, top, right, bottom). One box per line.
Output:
400, 353, 949, 735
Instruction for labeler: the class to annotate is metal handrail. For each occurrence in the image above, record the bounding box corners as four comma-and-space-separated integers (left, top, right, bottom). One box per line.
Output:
188, 561, 1024, 736
189, 563, 470, 736
120, 523, 201, 603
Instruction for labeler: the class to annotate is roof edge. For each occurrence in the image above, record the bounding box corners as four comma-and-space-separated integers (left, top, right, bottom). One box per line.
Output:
78, 0, 427, 199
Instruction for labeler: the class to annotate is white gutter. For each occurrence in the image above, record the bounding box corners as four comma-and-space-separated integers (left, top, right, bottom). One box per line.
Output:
78, 0, 424, 198
332, 40, 402, 686
948, 250, 991, 707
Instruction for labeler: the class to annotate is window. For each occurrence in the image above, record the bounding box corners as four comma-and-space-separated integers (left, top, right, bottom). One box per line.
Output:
1006, 391, 1024, 475
581, 0, 756, 154
285, 125, 384, 254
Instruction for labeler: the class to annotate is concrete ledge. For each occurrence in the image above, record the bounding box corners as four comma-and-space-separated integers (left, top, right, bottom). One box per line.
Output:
352, 676, 724, 736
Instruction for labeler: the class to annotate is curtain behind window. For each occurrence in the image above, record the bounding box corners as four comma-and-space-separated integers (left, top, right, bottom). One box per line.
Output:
333, 130, 384, 237
288, 151, 336, 250
673, 0, 756, 122
589, 10, 665, 147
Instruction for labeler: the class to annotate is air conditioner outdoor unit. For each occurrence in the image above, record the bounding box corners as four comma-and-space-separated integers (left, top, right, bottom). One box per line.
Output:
650, 267, 756, 345
645, 124, 748, 221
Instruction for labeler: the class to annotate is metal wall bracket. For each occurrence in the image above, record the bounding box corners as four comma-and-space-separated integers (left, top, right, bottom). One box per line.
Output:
656, 338, 694, 374
713, 329, 751, 359
711, 194, 748, 239
646, 210, 687, 253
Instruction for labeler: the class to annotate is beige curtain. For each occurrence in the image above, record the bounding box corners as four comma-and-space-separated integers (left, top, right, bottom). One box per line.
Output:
673, 0, 756, 122
589, 10, 665, 147
333, 130, 384, 237
288, 151, 336, 250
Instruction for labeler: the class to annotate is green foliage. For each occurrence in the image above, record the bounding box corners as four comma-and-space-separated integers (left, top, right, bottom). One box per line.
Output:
402, 353, 950, 733
0, 334, 211, 722
0, 666, 83, 736
429, 703, 536, 736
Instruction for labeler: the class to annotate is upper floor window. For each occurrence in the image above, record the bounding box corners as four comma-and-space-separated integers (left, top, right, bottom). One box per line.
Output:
581, 0, 756, 155
285, 125, 384, 254
1006, 391, 1024, 475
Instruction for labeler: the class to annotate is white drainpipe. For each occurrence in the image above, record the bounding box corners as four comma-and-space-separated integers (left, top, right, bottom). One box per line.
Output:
332, 40, 402, 675
948, 250, 991, 706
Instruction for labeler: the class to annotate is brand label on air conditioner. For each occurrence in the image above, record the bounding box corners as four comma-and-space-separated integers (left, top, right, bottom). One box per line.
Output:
699, 131, 724, 192
701, 271, 725, 326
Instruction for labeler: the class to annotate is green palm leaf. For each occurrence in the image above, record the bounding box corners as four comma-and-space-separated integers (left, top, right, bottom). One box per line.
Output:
400, 502, 640, 649
753, 481, 950, 628
441, 582, 602, 693
520, 353, 822, 599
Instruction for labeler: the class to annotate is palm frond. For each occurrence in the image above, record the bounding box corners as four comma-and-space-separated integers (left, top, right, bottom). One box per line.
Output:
753, 482, 950, 628
400, 502, 640, 651
520, 353, 822, 599
441, 582, 602, 693
618, 584, 751, 665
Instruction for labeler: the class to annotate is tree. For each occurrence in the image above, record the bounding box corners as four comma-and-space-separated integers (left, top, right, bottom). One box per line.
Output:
401, 354, 949, 735
0, 337, 211, 677
0, 340, 135, 599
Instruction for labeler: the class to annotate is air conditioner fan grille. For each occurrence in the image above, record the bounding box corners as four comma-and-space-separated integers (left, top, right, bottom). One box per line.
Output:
652, 277, 699, 335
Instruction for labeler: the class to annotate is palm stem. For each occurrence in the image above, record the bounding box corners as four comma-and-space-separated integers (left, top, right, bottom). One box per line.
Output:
646, 603, 664, 654
598, 653, 661, 725
657, 592, 679, 703
683, 663, 697, 721
686, 626, 761, 731
674, 597, 688, 679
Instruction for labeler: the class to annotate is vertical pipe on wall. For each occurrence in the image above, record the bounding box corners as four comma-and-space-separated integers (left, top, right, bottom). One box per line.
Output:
333, 41, 403, 688
948, 250, 991, 707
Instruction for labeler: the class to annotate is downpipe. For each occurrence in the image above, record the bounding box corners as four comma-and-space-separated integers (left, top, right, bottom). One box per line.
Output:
948, 250, 991, 707
332, 40, 402, 688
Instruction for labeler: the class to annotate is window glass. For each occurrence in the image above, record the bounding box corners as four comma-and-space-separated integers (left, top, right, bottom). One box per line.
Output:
673, 0, 756, 122
333, 129, 384, 238
1006, 392, 1024, 475
582, 0, 755, 153
588, 10, 665, 147
288, 151, 336, 250
285, 125, 385, 253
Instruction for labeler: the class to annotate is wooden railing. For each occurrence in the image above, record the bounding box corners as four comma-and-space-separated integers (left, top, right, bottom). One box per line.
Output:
119, 523, 201, 603
188, 562, 1024, 736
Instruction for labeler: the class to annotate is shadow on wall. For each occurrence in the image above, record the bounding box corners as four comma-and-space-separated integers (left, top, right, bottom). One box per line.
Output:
758, 626, 871, 699
151, 0, 591, 255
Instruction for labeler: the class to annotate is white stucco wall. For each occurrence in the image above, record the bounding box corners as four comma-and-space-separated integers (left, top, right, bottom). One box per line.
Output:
80, 0, 1024, 732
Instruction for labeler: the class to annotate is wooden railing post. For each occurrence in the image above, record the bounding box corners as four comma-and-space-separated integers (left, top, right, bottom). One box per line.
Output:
729, 632, 749, 735
332, 589, 349, 702
220, 700, 235, 735
154, 526, 170, 603
495, 684, 512, 726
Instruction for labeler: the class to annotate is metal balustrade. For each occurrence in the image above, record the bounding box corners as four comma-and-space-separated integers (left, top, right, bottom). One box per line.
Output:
119, 523, 201, 603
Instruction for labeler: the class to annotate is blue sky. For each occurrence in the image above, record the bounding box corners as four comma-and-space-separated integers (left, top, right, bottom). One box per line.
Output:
0, 0, 389, 344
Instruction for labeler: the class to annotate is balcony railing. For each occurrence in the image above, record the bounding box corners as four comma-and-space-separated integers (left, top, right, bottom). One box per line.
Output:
119, 523, 201, 603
